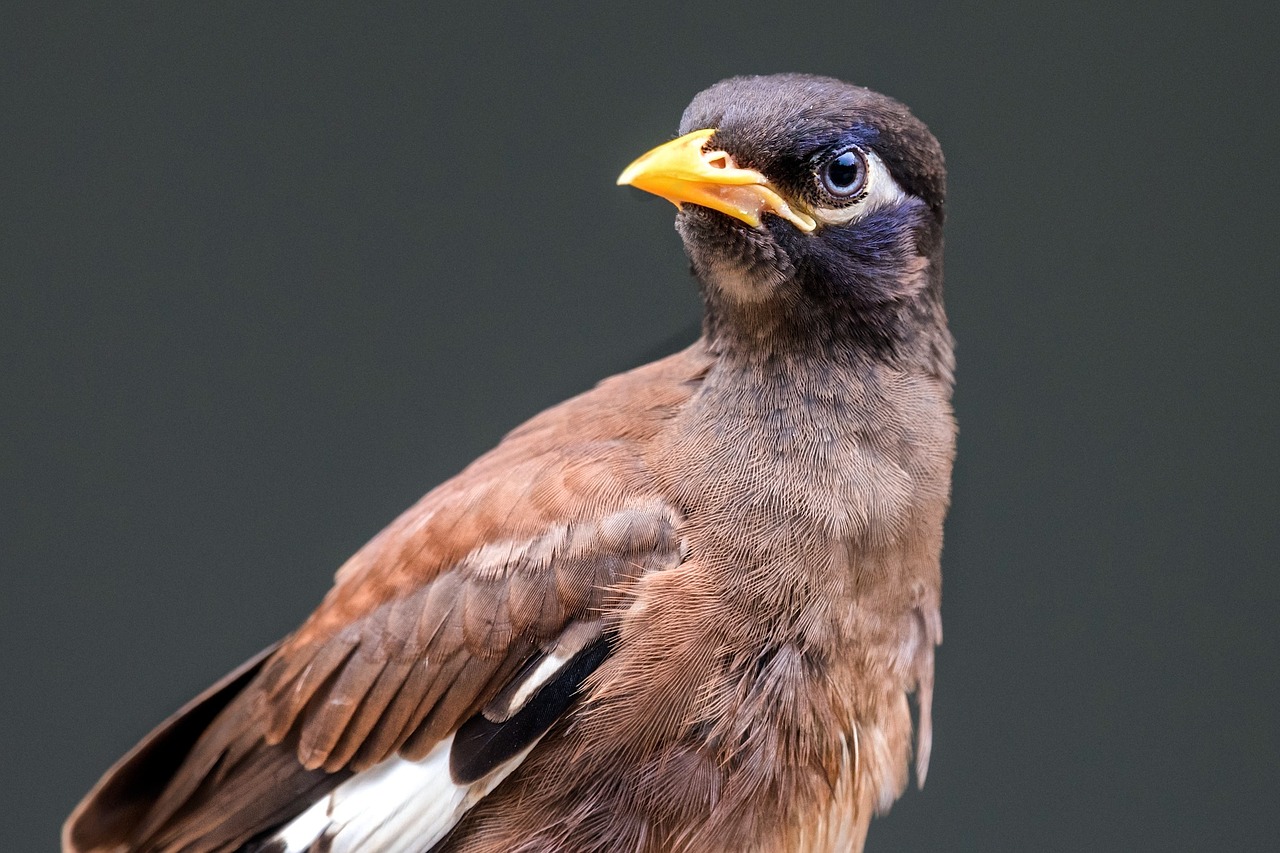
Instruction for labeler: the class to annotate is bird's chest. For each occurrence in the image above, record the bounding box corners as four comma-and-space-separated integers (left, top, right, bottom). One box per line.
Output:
646, 361, 951, 684
621, 368, 951, 852
655, 368, 942, 553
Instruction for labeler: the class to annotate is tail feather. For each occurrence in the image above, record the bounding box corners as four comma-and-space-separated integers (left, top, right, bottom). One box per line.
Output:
62, 644, 343, 853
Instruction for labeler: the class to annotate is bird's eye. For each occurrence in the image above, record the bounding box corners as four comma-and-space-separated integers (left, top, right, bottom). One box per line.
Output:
819, 149, 868, 198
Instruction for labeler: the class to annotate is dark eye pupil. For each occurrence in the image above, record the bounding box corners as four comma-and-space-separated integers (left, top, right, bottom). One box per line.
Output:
823, 150, 865, 197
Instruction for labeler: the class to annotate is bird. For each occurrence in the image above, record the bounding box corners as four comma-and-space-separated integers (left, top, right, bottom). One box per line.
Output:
64, 73, 954, 853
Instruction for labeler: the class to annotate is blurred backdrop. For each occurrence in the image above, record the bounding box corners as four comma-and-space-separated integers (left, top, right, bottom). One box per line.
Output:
4, 2, 1277, 850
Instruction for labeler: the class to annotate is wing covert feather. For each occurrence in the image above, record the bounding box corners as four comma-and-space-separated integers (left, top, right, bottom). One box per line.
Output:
68, 346, 711, 853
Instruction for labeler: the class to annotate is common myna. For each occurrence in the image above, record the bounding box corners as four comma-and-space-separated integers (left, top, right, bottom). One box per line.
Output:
65, 73, 954, 853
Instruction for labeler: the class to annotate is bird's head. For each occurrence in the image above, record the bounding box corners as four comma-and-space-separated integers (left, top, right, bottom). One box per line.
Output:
619, 74, 949, 373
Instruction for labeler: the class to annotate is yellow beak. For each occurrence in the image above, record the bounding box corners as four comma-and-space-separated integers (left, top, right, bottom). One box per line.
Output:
616, 129, 816, 233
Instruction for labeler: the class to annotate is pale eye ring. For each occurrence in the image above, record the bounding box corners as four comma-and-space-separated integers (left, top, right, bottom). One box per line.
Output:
819, 148, 868, 198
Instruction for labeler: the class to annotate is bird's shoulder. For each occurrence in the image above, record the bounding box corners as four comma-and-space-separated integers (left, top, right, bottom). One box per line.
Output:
79, 343, 714, 853
294, 341, 714, 650
264, 340, 714, 761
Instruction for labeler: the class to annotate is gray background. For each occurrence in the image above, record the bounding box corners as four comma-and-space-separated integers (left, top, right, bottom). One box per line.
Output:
4, 2, 1277, 850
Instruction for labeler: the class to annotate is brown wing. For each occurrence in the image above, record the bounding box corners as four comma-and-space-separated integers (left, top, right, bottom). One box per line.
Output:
64, 346, 712, 853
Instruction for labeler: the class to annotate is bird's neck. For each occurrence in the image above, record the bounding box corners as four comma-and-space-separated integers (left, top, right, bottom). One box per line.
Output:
698, 274, 953, 386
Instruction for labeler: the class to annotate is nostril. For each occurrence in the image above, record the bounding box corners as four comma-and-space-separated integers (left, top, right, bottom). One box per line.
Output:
704, 151, 732, 170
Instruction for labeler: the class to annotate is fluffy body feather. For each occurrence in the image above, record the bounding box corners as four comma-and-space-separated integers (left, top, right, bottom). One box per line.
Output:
65, 74, 954, 853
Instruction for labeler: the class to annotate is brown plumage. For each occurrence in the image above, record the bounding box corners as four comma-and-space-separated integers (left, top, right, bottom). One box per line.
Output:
65, 73, 953, 853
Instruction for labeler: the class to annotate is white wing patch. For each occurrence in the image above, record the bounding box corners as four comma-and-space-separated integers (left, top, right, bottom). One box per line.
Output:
505, 652, 571, 712
268, 624, 604, 852
270, 733, 536, 853
482, 620, 601, 723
